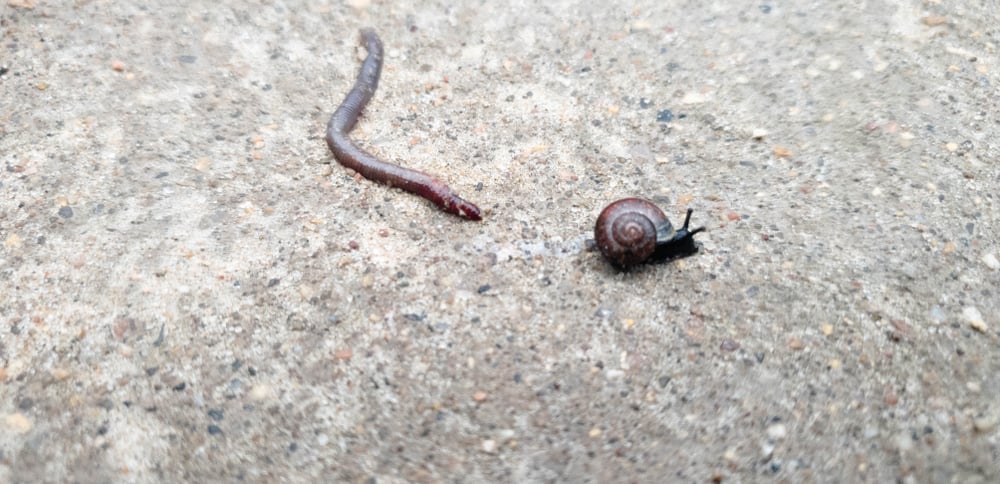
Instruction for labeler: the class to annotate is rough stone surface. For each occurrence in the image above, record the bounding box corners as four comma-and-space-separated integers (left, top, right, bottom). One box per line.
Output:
1, 1, 998, 482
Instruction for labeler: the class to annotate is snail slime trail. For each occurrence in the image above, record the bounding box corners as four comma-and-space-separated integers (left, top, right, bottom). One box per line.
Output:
325, 29, 482, 221
594, 198, 705, 268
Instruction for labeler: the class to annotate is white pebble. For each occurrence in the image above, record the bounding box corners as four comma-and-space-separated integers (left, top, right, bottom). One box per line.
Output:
982, 252, 1000, 270
766, 423, 787, 440
481, 439, 497, 453
974, 413, 999, 432
963, 307, 988, 333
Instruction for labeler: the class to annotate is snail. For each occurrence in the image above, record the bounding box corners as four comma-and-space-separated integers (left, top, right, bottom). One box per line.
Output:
593, 198, 705, 268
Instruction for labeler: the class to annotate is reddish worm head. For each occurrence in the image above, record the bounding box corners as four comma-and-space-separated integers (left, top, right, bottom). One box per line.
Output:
325, 29, 482, 221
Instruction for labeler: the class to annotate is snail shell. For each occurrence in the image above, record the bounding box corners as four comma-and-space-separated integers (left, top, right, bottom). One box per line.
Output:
594, 198, 673, 268
593, 198, 705, 268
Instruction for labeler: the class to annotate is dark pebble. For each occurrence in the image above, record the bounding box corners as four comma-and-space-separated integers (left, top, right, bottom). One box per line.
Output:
656, 109, 674, 122
477, 284, 491, 294
207, 424, 223, 435
720, 339, 740, 352
267, 278, 280, 288
658, 376, 671, 388
208, 409, 224, 421
760, 4, 772, 14
58, 206, 73, 218
172, 382, 186, 392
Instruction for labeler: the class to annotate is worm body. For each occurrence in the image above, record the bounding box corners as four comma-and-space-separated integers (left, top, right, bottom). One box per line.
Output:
325, 29, 482, 221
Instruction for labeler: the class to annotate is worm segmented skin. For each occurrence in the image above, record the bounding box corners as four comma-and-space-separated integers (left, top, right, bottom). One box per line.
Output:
325, 29, 482, 221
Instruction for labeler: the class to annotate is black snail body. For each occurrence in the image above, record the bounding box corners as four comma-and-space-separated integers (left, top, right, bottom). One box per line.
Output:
594, 198, 705, 268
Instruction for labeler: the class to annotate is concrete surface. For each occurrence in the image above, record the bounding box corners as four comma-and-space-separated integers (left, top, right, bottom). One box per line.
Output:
2, 0, 999, 482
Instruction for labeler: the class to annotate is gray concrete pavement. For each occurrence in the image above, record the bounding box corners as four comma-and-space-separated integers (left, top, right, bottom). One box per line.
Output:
2, 0, 998, 482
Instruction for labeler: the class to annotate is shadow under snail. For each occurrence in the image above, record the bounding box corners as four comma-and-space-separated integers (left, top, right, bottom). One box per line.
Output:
593, 198, 706, 268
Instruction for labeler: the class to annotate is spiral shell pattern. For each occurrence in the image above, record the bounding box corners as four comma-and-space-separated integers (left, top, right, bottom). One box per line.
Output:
594, 198, 671, 268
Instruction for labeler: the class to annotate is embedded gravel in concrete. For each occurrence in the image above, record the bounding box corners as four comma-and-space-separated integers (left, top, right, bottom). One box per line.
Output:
2, 1, 998, 482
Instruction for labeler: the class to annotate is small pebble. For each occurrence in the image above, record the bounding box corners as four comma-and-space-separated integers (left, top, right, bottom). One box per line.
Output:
766, 423, 787, 440
5, 233, 23, 248
760, 440, 775, 458
930, 305, 946, 324
50, 368, 71, 380
773, 146, 793, 158
981, 252, 1000, 270
249, 384, 273, 401
921, 15, 948, 26
630, 20, 652, 31
207, 424, 223, 435
481, 439, 497, 453
973, 413, 998, 432
962, 307, 987, 333
4, 413, 32, 434
473, 391, 488, 402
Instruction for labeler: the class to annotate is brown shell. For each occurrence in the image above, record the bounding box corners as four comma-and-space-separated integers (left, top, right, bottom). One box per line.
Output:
594, 198, 670, 267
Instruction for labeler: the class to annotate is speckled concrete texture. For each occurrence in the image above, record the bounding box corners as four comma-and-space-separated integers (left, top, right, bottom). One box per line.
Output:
2, 0, 999, 482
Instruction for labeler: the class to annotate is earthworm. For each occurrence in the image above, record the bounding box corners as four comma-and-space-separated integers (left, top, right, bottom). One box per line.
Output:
325, 28, 482, 221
